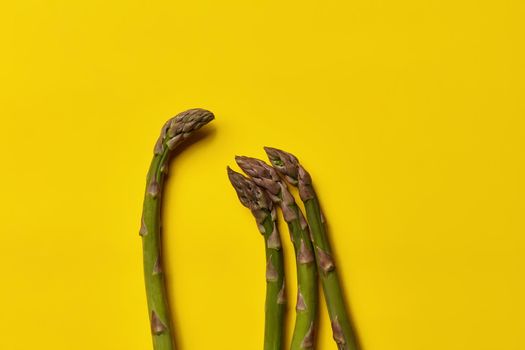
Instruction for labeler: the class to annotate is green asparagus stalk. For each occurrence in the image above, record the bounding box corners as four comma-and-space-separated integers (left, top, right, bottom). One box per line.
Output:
227, 167, 286, 350
235, 156, 318, 350
264, 147, 359, 350
140, 108, 214, 350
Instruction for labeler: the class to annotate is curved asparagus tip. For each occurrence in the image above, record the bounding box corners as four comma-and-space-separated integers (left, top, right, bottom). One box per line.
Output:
154, 108, 214, 154
263, 147, 314, 201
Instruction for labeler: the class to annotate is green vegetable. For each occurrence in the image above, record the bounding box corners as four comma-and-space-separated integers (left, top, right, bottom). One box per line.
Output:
235, 156, 318, 350
140, 108, 214, 350
265, 147, 359, 350
227, 167, 286, 350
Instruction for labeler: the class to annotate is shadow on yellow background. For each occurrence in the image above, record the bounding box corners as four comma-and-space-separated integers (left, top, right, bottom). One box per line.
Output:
1, 0, 524, 349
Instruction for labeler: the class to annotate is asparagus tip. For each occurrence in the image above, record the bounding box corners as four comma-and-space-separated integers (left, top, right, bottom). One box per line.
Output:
226, 166, 272, 212
264, 147, 315, 200
155, 108, 214, 154
234, 155, 268, 176
235, 155, 282, 197
174, 108, 215, 124
263, 146, 300, 185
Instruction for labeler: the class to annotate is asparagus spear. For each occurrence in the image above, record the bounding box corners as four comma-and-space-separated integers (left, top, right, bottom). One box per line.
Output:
140, 108, 214, 350
235, 156, 318, 350
264, 147, 359, 350
227, 167, 286, 350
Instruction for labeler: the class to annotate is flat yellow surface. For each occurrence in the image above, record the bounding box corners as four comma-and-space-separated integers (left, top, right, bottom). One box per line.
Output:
1, 1, 524, 349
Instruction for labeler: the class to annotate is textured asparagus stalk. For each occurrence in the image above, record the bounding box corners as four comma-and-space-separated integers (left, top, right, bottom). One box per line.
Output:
264, 147, 359, 350
235, 156, 318, 350
140, 108, 214, 350
227, 167, 286, 350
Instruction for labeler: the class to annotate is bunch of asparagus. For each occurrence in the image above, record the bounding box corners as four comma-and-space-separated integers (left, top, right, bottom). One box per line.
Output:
228, 148, 359, 350
138, 110, 358, 350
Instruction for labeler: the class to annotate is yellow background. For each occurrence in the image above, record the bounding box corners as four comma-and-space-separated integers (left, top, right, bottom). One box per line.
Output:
1, 0, 524, 349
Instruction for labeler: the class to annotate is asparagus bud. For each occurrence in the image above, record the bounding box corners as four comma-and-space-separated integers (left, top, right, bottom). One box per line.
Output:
264, 147, 360, 350
227, 167, 286, 350
264, 147, 314, 201
140, 108, 214, 350
235, 156, 319, 350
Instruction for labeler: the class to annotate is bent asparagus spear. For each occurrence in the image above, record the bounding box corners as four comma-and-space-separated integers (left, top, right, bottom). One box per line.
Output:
227, 167, 286, 350
264, 147, 359, 350
140, 108, 214, 350
235, 156, 318, 350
